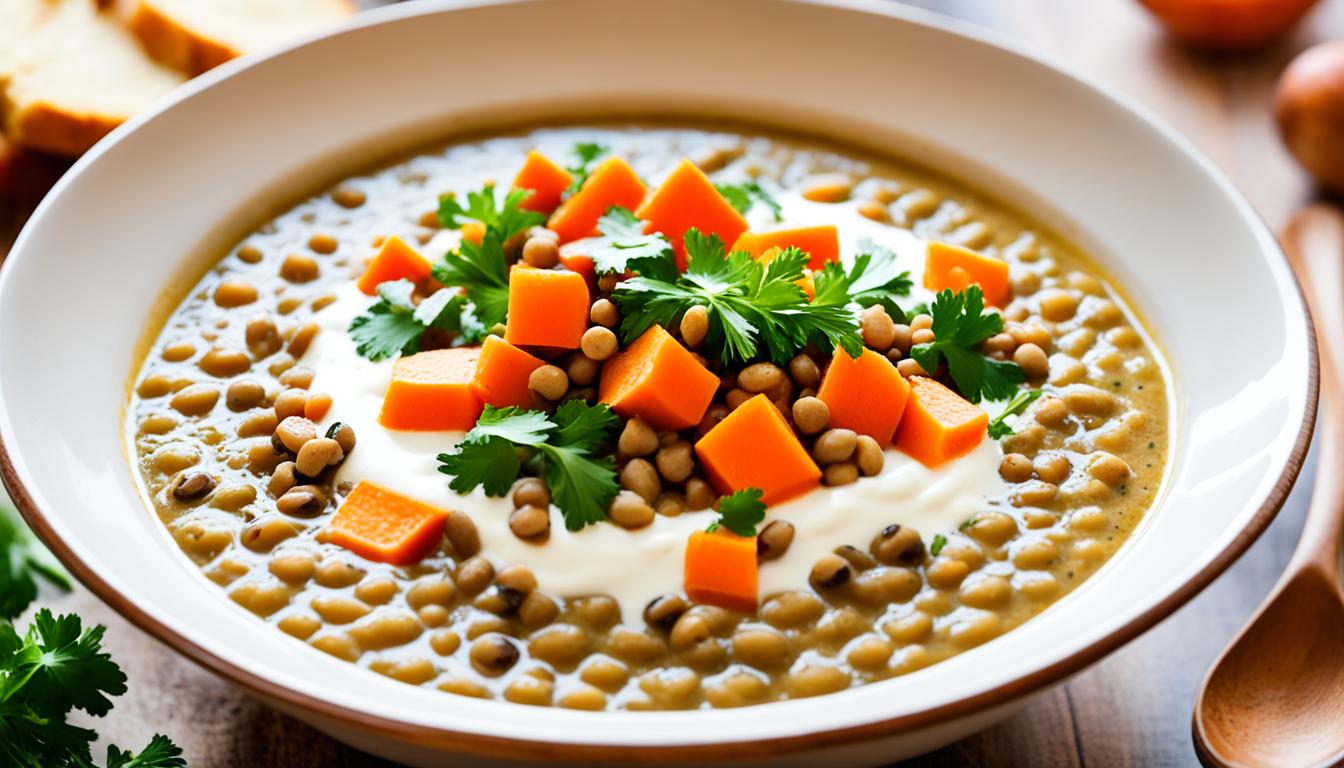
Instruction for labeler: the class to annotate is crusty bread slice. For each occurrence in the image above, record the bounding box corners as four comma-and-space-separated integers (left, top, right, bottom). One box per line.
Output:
1, 0, 186, 157
127, 0, 354, 75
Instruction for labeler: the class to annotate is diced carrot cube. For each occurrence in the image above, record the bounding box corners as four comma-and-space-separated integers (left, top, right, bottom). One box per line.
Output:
504, 266, 589, 349
598, 325, 718, 430
357, 235, 432, 295
471, 336, 545, 409
923, 241, 1011, 307
684, 529, 758, 613
894, 376, 988, 468
638, 159, 748, 271
558, 239, 599, 294
513, 150, 572, 214
326, 481, 448, 565
695, 394, 821, 504
547, 157, 646, 242
379, 348, 483, 431
816, 347, 911, 446
732, 225, 840, 270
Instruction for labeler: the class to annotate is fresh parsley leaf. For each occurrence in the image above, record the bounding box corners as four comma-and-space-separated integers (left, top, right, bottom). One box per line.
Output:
1, 503, 70, 620
988, 389, 1045, 439
438, 186, 543, 242
347, 280, 463, 362
587, 207, 673, 275
437, 403, 619, 531
612, 230, 862, 364
431, 185, 545, 331
706, 488, 766, 537
930, 533, 948, 556
565, 142, 609, 195
909, 286, 1025, 403
106, 734, 187, 768
714, 181, 782, 222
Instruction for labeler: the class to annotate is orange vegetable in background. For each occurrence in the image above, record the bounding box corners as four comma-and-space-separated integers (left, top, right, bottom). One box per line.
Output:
379, 347, 483, 431
732, 225, 840, 270
1137, 0, 1319, 53
356, 235, 432, 295
512, 150, 572, 214
599, 324, 719, 430
816, 347, 911, 445
504, 266, 590, 349
684, 529, 758, 614
638, 159, 748, 270
923, 241, 1010, 307
461, 221, 485, 246
471, 335, 545, 408
1275, 41, 1344, 194
547, 156, 646, 242
695, 394, 821, 504
326, 481, 448, 565
894, 376, 988, 468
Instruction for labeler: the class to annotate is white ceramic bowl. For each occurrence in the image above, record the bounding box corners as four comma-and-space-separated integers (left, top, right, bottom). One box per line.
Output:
0, 1, 1314, 765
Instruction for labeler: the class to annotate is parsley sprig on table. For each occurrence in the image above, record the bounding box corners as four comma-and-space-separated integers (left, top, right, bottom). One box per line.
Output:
437, 402, 620, 531
0, 610, 185, 768
706, 489, 766, 537
611, 229, 863, 364
714, 181, 783, 222
1, 504, 70, 620
909, 286, 1024, 403
988, 388, 1045, 439
587, 207, 673, 275
565, 142, 609, 195
347, 280, 465, 362
431, 184, 545, 330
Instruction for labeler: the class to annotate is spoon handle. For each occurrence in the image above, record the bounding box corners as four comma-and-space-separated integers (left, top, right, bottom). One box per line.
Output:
1280, 204, 1344, 580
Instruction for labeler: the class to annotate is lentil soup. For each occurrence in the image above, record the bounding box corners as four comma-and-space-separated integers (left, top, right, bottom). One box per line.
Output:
127, 125, 1169, 711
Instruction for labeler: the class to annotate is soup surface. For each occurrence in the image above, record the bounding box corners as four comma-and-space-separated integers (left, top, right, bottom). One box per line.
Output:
127, 125, 1169, 711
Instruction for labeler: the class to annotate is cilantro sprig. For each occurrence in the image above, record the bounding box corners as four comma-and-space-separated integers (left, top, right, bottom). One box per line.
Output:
611, 229, 863, 364
1, 503, 69, 621
437, 403, 620, 531
565, 142, 609, 196
715, 181, 782, 222
587, 207, 673, 275
706, 488, 766, 537
909, 286, 1024, 403
431, 185, 545, 331
347, 280, 465, 362
988, 388, 1045, 439
810, 241, 913, 321
0, 609, 185, 768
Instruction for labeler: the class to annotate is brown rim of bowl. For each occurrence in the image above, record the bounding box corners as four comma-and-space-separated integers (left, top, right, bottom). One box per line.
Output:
0, 272, 1318, 763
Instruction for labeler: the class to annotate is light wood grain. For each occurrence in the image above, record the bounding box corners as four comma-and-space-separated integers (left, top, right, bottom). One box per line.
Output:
5, 0, 1342, 765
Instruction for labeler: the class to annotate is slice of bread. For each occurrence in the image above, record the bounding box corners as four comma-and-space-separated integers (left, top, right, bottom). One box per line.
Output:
127, 0, 354, 75
1, 0, 186, 157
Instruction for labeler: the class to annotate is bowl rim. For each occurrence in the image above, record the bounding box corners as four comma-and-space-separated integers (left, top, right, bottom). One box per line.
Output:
0, 0, 1318, 761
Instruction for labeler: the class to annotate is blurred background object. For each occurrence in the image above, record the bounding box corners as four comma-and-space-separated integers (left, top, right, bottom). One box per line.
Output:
1137, 0, 1322, 52
1275, 41, 1344, 193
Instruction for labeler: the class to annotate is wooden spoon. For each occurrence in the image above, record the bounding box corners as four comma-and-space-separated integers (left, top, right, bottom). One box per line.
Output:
1193, 203, 1344, 768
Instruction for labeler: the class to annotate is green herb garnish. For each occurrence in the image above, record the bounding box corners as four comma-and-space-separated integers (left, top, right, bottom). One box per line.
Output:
0, 609, 185, 768
437, 402, 620, 531
909, 286, 1024, 403
706, 488, 766, 537
347, 280, 464, 362
930, 533, 948, 556
588, 207, 673, 275
611, 229, 863, 364
565, 142, 609, 195
714, 181, 783, 222
810, 241, 913, 321
1, 503, 70, 620
987, 389, 1045, 439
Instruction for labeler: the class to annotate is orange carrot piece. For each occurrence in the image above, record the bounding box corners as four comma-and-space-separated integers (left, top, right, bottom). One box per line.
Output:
513, 150, 572, 214
504, 266, 590, 349
684, 529, 758, 613
356, 235, 432, 295
547, 157, 646, 243
326, 481, 448, 565
695, 394, 821, 504
379, 348, 483, 431
732, 225, 840, 270
461, 221, 485, 247
816, 347, 911, 446
303, 392, 333, 423
894, 376, 988, 468
470, 335, 545, 409
923, 241, 1011, 307
598, 325, 718, 430
558, 239, 599, 294
638, 159, 748, 270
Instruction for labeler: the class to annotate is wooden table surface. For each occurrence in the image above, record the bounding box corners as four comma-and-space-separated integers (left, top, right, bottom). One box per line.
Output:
5, 1, 1344, 765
